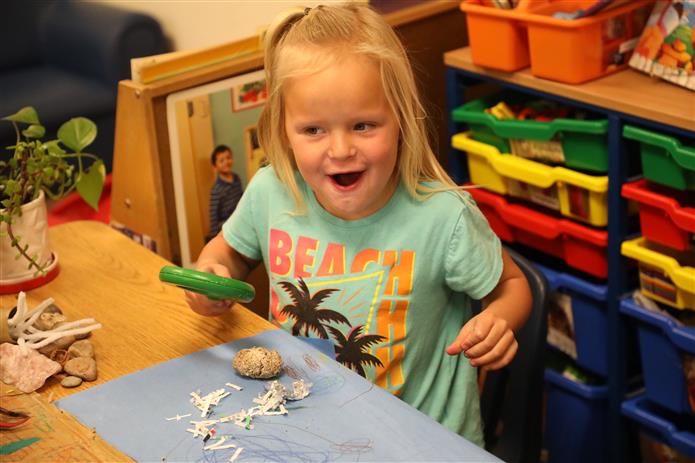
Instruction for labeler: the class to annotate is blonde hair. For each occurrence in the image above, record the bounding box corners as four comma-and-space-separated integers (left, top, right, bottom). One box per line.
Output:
257, 3, 458, 211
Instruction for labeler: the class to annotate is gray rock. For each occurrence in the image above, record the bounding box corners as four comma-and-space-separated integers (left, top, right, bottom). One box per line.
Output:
38, 335, 76, 357
64, 357, 97, 381
61, 375, 83, 388
67, 339, 95, 359
44, 303, 63, 315
74, 330, 92, 340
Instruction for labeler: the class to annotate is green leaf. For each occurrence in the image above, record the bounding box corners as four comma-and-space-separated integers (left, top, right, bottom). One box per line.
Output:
22, 124, 45, 139
75, 160, 106, 211
44, 140, 66, 156
58, 117, 97, 152
4, 179, 20, 195
3, 107, 39, 125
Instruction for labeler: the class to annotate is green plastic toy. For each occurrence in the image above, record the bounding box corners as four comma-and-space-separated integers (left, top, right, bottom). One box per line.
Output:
159, 266, 255, 302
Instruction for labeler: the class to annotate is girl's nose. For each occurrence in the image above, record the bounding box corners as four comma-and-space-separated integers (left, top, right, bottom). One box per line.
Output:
327, 133, 356, 160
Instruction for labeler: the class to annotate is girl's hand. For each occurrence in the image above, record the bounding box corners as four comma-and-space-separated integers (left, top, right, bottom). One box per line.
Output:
445, 310, 518, 371
184, 263, 235, 316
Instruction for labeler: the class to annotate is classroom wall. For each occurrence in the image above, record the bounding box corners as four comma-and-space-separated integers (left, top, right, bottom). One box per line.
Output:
94, 1, 339, 51
210, 88, 265, 189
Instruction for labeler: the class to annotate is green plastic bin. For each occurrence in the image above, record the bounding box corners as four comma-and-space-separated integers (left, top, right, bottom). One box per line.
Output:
452, 94, 609, 173
624, 125, 695, 191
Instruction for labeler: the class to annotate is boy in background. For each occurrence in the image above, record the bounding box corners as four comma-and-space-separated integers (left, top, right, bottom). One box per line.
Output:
207, 145, 243, 242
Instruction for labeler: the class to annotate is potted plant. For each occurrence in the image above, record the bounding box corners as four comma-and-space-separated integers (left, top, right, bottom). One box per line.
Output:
0, 107, 105, 293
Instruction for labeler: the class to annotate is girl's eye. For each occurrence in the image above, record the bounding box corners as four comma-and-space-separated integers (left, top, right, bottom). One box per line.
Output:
354, 122, 372, 132
304, 127, 323, 135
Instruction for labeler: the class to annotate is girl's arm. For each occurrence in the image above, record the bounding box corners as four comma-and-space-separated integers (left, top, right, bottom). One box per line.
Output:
186, 233, 260, 316
445, 248, 532, 371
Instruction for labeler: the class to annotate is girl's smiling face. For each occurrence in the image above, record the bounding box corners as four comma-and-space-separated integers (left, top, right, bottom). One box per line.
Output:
283, 54, 400, 220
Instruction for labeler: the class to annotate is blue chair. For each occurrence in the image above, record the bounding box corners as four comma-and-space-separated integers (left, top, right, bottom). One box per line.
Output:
479, 248, 549, 463
1, 1, 168, 172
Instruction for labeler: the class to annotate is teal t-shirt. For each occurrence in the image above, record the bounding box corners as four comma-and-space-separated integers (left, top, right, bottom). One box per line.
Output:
223, 166, 502, 446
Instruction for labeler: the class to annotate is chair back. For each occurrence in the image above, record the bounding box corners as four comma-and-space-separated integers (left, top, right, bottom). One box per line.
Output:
480, 248, 549, 463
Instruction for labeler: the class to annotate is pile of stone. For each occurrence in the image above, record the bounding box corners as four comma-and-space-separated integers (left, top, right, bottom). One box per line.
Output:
0, 297, 101, 393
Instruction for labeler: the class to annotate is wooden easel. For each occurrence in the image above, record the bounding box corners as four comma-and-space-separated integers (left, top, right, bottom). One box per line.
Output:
110, 54, 263, 263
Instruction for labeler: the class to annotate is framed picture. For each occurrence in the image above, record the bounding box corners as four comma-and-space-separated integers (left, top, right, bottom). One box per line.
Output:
231, 75, 268, 112
166, 69, 266, 268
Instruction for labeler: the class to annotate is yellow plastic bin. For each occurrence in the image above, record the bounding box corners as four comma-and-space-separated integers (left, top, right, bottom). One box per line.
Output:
621, 237, 695, 311
452, 132, 609, 226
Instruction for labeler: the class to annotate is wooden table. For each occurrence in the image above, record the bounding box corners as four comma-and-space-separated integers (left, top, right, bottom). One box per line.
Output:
0, 220, 274, 401
0, 221, 274, 461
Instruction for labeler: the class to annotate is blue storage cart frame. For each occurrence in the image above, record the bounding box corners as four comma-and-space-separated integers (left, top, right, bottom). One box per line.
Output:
446, 58, 695, 463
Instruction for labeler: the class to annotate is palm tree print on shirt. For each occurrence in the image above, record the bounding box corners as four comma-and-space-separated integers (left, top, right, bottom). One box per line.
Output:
278, 278, 350, 338
327, 325, 386, 377
278, 278, 387, 377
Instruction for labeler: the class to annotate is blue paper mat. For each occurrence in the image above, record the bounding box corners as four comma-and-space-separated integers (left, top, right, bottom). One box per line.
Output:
56, 329, 498, 462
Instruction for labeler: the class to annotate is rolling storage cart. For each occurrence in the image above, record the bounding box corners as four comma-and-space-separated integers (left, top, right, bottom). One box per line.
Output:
445, 45, 695, 463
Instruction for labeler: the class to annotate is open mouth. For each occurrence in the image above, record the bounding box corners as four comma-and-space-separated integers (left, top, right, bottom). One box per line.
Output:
331, 172, 363, 187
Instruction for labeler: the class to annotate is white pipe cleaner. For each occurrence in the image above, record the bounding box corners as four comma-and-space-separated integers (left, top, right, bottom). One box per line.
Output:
6, 291, 102, 352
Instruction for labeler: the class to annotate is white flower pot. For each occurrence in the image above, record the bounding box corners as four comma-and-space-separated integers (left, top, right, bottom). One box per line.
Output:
0, 191, 59, 293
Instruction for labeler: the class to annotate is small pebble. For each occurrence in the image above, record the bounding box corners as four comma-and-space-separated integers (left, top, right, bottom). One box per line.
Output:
33, 312, 66, 331
61, 375, 83, 388
68, 339, 95, 359
64, 357, 97, 381
44, 303, 63, 315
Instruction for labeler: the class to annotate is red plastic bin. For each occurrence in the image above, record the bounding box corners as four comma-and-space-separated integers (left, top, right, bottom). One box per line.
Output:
469, 186, 608, 278
622, 179, 695, 252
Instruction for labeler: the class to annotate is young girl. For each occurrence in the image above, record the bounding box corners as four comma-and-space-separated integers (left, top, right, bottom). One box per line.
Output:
186, 3, 531, 446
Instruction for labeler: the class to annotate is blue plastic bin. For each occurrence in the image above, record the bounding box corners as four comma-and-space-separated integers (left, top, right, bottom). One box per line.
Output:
544, 369, 609, 463
537, 263, 608, 376
620, 297, 695, 417
623, 395, 695, 458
